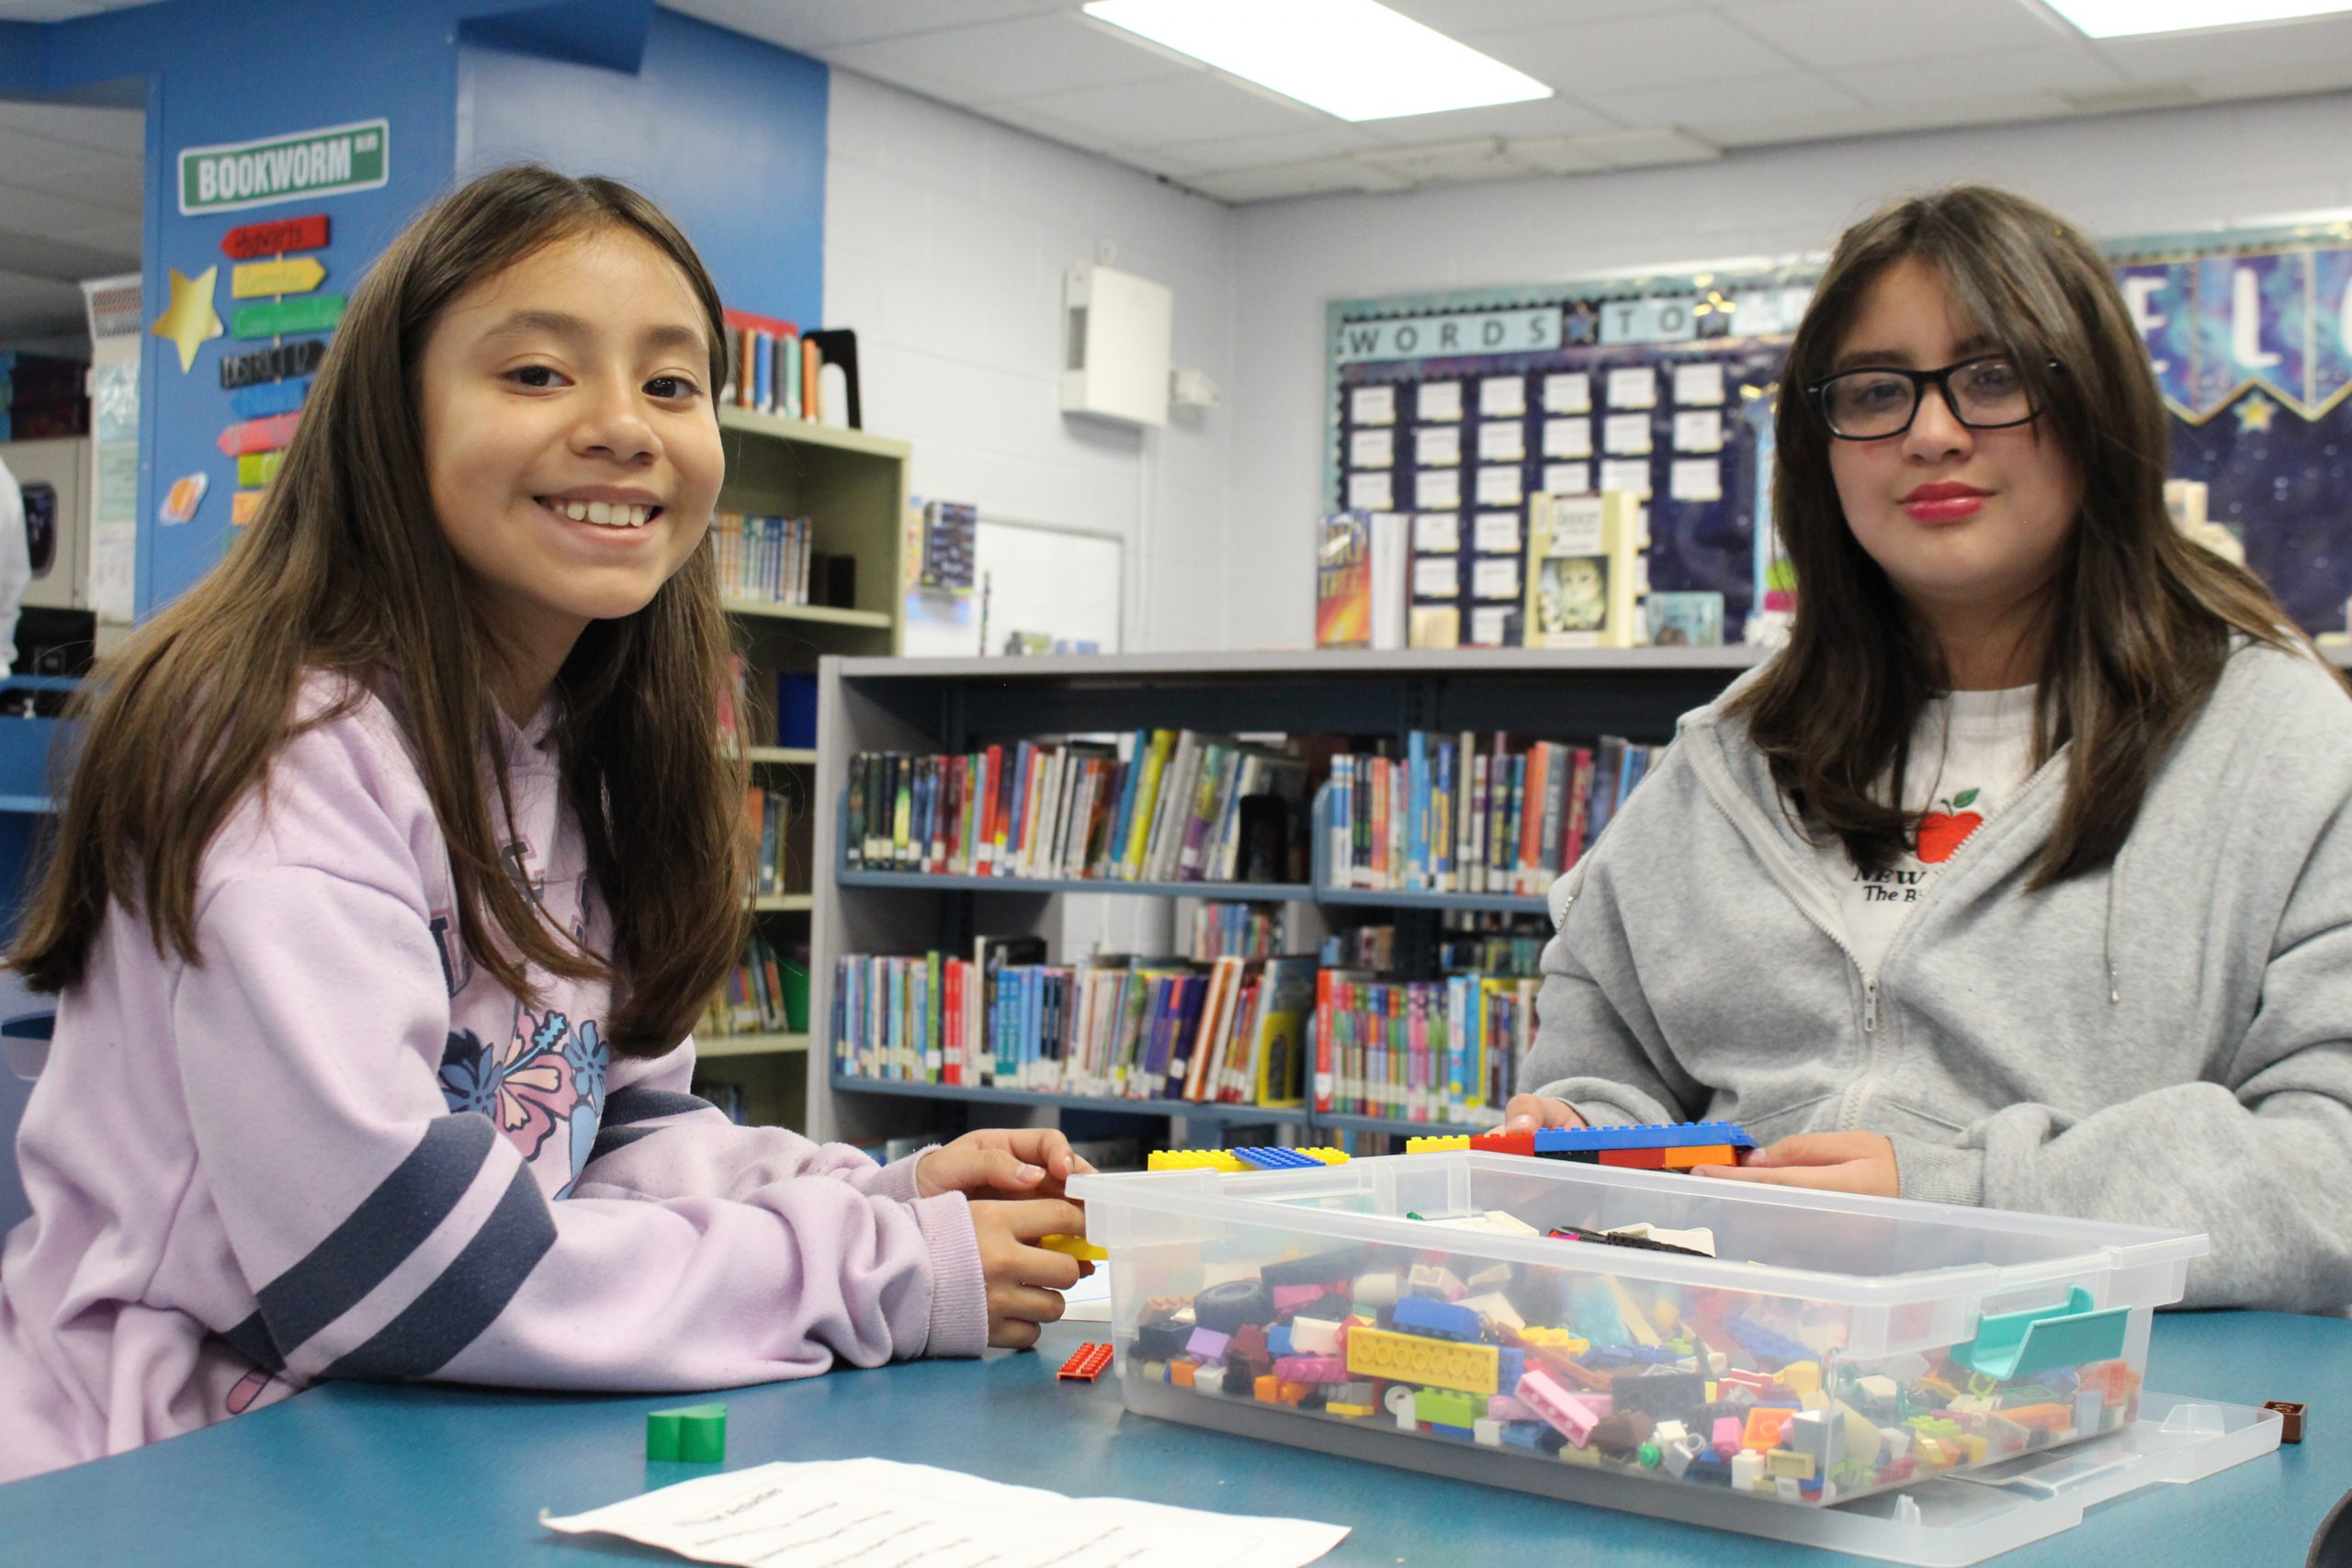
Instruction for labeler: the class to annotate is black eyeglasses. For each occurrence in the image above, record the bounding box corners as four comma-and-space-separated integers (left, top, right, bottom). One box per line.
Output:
1807, 355, 2052, 440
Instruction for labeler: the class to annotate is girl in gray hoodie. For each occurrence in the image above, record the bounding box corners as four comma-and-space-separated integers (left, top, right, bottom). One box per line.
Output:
1509, 186, 2352, 1314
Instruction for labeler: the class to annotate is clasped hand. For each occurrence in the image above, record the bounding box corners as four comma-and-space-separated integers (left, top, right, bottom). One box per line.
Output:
916, 1129, 1100, 1349
1499, 1095, 1899, 1197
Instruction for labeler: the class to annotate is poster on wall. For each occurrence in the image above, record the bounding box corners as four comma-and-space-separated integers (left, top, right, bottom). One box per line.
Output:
1327, 216, 2352, 642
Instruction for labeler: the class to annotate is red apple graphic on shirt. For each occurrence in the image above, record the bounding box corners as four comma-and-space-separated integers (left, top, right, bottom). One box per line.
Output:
1917, 789, 1982, 863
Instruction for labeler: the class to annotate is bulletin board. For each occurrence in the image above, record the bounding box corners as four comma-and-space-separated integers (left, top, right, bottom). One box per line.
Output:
1326, 213, 2352, 641
901, 514, 1125, 657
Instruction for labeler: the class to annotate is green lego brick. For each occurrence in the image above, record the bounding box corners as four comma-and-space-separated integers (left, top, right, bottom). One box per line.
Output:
648, 1401, 728, 1463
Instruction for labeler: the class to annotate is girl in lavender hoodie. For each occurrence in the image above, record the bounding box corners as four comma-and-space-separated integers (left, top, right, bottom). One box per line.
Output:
0, 166, 1086, 1483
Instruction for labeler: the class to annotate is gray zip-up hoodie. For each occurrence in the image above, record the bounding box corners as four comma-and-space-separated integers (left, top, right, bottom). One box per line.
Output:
1525, 640, 2352, 1313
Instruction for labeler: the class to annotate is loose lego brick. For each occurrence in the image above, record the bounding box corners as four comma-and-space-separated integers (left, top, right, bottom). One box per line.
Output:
1186, 1326, 1231, 1360
1854, 1374, 1901, 1408
1468, 1130, 1535, 1156
1724, 1316, 1814, 1369
1778, 1360, 1823, 1398
1767, 1449, 1818, 1480
1132, 1322, 1191, 1361
1473, 1417, 1506, 1446
1406, 1263, 1468, 1301
1605, 1278, 1663, 1347
1278, 1381, 1311, 1404
1611, 1369, 1706, 1420
1663, 1435, 1706, 1479
1231, 1146, 1321, 1169
1743, 1407, 1795, 1450
1661, 1145, 1736, 1168
1272, 1354, 1348, 1382
1394, 1295, 1484, 1341
1461, 1292, 1525, 1335
1345, 1325, 1501, 1394
1227, 1323, 1270, 1366
1517, 1370, 1605, 1446
1193, 1279, 1276, 1332
1254, 1374, 1281, 1404
1294, 1146, 1350, 1165
2264, 1401, 2304, 1443
1404, 1134, 1473, 1153
1147, 1148, 1247, 1172
1327, 1401, 1376, 1418
1287, 1315, 1341, 1356
1057, 1342, 1114, 1382
1265, 1324, 1294, 1359
647, 1402, 727, 1463
1170, 1360, 1197, 1388
1590, 1410, 1656, 1461
1785, 1409, 1830, 1460
1417, 1387, 1479, 1427
1730, 1450, 1766, 1489
1038, 1233, 1108, 1261
2000, 1402, 2072, 1433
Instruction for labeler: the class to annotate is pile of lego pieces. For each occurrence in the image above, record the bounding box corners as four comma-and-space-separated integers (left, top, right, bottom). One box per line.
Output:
1119, 1243, 2143, 1507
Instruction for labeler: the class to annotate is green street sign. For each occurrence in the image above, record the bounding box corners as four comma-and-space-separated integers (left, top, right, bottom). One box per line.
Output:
232, 294, 345, 340
179, 118, 388, 215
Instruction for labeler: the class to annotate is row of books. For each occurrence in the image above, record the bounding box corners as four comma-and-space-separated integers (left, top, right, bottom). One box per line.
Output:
723, 310, 829, 424
1313, 969, 1539, 1123
1329, 732, 1665, 895
741, 782, 808, 899
1318, 917, 1551, 978
713, 512, 817, 606
1190, 902, 1283, 962
832, 944, 1318, 1105
700, 930, 808, 1039
846, 733, 1310, 885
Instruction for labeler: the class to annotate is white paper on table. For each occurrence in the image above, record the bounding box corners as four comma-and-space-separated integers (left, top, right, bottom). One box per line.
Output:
1475, 465, 1523, 506
1414, 512, 1462, 553
1346, 470, 1393, 512
543, 1457, 1350, 1568
1414, 423, 1461, 468
1543, 462, 1591, 496
1474, 511, 1521, 554
1606, 367, 1657, 410
1669, 457, 1724, 502
1542, 417, 1592, 459
1543, 371, 1591, 414
1413, 555, 1461, 598
1602, 412, 1654, 457
1417, 380, 1463, 423
1672, 362, 1725, 406
1415, 467, 1462, 510
1476, 420, 1526, 463
1473, 556, 1521, 601
1349, 384, 1396, 426
1600, 457, 1653, 499
1349, 427, 1395, 468
1478, 375, 1527, 418
1673, 408, 1724, 453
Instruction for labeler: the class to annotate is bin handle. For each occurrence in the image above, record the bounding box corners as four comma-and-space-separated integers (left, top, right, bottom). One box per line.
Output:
1948, 1286, 2130, 1382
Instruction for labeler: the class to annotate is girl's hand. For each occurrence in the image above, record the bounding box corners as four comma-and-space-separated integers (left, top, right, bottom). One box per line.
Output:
917, 1128, 1097, 1201
969, 1199, 1085, 1349
1693, 1132, 1898, 1197
1498, 1094, 1589, 1134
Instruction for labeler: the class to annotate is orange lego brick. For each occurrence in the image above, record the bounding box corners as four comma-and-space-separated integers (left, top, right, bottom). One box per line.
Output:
1599, 1146, 1667, 1168
1662, 1145, 1736, 1168
1170, 1361, 1196, 1388
1254, 1374, 1280, 1403
1743, 1407, 1795, 1450
2000, 1403, 2071, 1433
1057, 1342, 1114, 1382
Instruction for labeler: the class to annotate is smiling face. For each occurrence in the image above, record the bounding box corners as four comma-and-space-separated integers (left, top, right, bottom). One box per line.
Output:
415, 227, 723, 692
1826, 255, 2081, 641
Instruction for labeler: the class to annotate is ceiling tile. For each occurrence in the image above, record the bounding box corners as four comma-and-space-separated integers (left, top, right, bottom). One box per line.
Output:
1355, 94, 1622, 141
1182, 158, 1411, 204
1008, 71, 1325, 152
2091, 13, 2352, 83
0, 101, 144, 156
1826, 40, 2123, 107
1463, 10, 1804, 95
1724, 0, 2067, 70
656, 0, 1068, 54
1390, 0, 1686, 31
1150, 122, 1396, 176
1581, 69, 1866, 141
830, 11, 1193, 107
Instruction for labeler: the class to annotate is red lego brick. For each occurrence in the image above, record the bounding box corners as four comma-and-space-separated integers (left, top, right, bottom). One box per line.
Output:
1598, 1146, 1668, 1168
2264, 1401, 2305, 1443
1057, 1342, 1114, 1382
1470, 1131, 1535, 1157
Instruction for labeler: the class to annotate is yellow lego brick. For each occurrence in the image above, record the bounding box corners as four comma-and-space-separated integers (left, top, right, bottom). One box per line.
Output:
1148, 1148, 1247, 1172
1343, 1325, 1500, 1396
1294, 1147, 1350, 1165
1958, 1433, 1988, 1466
1606, 1278, 1661, 1347
1519, 1327, 1590, 1355
1778, 1360, 1822, 1398
1326, 1401, 1376, 1418
1039, 1234, 1108, 1261
1404, 1134, 1472, 1153
1767, 1449, 1818, 1480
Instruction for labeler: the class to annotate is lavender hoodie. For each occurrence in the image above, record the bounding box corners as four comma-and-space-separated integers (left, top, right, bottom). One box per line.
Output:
0, 675, 986, 1483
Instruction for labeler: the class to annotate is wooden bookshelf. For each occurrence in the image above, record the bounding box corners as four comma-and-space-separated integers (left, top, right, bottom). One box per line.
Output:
807, 647, 1758, 1150
702, 412, 909, 1128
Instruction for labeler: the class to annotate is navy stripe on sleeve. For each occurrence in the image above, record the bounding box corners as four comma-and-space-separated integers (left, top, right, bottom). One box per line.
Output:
324, 1160, 557, 1381
584, 1123, 656, 1167
217, 1311, 284, 1372
602, 1085, 718, 1126
253, 1113, 500, 1359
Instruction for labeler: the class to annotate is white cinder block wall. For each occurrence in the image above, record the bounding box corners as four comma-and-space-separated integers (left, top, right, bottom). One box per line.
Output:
1225, 91, 2352, 649
822, 72, 1239, 655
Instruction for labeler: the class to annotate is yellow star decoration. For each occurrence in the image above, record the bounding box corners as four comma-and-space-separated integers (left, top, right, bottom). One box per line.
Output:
149, 265, 224, 373
2235, 391, 2278, 434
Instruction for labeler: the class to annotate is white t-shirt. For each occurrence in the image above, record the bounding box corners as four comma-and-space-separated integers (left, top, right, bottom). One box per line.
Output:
1815, 683, 2040, 972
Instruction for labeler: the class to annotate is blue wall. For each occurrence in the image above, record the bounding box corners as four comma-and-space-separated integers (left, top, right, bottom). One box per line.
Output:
17, 0, 827, 616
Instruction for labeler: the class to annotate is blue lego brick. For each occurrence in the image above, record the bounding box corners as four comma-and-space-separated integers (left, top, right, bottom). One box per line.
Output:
1499, 1422, 1550, 1451
1586, 1344, 1690, 1368
1498, 1348, 1524, 1391
1529, 1120, 1757, 1154
1724, 1317, 1814, 1368
1231, 1146, 1320, 1169
1394, 1296, 1484, 1341
1266, 1325, 1294, 1359
1429, 1421, 1476, 1442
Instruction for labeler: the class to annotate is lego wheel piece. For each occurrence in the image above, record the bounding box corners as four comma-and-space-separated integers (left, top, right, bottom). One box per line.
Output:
2262, 1400, 2304, 1443
647, 1402, 727, 1462
1057, 1341, 1114, 1382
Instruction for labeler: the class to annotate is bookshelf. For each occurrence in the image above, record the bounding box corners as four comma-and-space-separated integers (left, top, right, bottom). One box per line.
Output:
806, 646, 1758, 1150
703, 406, 908, 1129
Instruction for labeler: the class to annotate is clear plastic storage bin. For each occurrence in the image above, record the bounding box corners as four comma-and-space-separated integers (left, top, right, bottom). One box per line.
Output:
1069, 1150, 2227, 1545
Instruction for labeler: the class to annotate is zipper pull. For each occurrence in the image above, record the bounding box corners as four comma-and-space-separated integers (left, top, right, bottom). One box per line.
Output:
1863, 977, 1880, 1033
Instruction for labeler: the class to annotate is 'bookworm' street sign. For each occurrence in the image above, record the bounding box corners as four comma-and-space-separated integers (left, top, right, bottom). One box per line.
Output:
179, 119, 388, 215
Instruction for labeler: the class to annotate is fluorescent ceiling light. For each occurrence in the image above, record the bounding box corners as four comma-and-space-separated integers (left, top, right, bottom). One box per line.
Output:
1081, 0, 1554, 122
2044, 0, 2352, 37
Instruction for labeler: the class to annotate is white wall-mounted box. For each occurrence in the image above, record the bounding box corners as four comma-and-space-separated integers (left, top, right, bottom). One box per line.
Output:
1062, 262, 1170, 427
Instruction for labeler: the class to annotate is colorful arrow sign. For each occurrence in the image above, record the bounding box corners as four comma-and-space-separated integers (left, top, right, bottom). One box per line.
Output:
231, 294, 343, 340
220, 212, 329, 260
232, 256, 326, 299
229, 377, 309, 421
220, 338, 327, 389
218, 412, 300, 457
232, 490, 267, 526
236, 450, 285, 487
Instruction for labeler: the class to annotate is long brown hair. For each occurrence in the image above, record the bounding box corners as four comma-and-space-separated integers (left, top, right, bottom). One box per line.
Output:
13, 164, 749, 1056
1730, 185, 2312, 887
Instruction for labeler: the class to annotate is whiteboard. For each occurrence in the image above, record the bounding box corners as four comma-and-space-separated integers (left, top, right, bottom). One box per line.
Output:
901, 513, 1124, 658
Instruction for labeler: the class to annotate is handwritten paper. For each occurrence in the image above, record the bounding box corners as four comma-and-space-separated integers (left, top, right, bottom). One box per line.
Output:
1475, 465, 1524, 506
1474, 511, 1522, 553
1349, 427, 1394, 468
1479, 376, 1528, 418
1413, 555, 1461, 598
1543, 372, 1591, 414
1414, 424, 1462, 468
1543, 462, 1591, 496
1600, 457, 1653, 499
1470, 604, 1514, 646
1414, 512, 1462, 553
1670, 457, 1724, 502
1415, 468, 1462, 510
1542, 418, 1592, 459
1349, 384, 1396, 426
1417, 381, 1463, 423
1602, 413, 1654, 457
1473, 556, 1521, 600
1477, 420, 1527, 463
1673, 409, 1724, 453
543, 1458, 1350, 1568
1606, 367, 1657, 410
1346, 471, 1393, 513
1673, 362, 1725, 406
